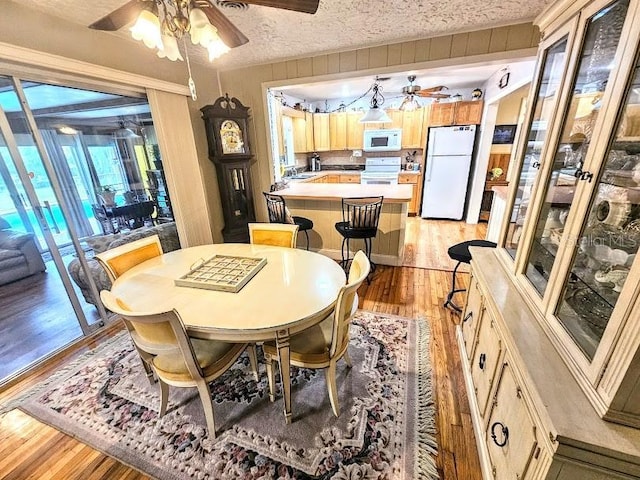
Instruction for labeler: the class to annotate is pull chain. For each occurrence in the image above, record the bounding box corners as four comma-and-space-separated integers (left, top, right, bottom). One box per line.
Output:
183, 37, 197, 101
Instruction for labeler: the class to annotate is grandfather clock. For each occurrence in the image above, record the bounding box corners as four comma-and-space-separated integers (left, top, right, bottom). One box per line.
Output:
201, 94, 256, 243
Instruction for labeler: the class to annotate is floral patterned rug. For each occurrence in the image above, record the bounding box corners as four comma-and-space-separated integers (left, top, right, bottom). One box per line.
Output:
8, 310, 437, 480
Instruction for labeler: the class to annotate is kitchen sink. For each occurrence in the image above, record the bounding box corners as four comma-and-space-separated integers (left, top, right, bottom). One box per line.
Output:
289, 172, 316, 179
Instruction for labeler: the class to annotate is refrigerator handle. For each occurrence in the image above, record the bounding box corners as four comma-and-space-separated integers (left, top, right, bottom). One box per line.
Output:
426, 157, 434, 181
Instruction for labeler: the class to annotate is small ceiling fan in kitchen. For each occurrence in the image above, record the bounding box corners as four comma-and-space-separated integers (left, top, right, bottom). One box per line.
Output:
399, 75, 451, 110
402, 75, 451, 99
89, 1, 320, 99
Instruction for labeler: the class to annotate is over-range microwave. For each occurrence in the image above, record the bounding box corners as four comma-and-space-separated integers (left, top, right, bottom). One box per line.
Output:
363, 129, 402, 152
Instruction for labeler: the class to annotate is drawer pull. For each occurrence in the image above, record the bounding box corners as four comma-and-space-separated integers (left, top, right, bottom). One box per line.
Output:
491, 422, 509, 447
479, 353, 487, 370
463, 312, 473, 323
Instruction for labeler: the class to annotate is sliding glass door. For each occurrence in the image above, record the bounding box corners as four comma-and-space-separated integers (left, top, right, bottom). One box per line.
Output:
0, 74, 174, 385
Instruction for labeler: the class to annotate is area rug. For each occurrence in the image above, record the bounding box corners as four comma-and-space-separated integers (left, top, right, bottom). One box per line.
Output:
6, 310, 437, 480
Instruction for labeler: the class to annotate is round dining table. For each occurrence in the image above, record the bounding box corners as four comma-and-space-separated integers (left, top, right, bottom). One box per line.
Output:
110, 243, 347, 424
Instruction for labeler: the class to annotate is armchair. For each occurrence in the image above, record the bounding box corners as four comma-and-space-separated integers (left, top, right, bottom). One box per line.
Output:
0, 217, 46, 286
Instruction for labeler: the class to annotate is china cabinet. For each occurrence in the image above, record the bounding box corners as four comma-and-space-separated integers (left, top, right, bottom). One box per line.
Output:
459, 0, 640, 478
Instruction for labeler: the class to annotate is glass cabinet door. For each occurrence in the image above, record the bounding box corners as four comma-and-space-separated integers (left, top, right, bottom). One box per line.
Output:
505, 35, 570, 258
524, 0, 630, 297
555, 49, 640, 360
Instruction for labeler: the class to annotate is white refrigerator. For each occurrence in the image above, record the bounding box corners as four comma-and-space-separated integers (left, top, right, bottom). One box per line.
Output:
421, 125, 476, 220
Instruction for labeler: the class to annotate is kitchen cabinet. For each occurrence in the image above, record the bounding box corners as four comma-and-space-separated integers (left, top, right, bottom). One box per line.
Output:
339, 174, 360, 184
460, 0, 640, 478
454, 101, 483, 125
291, 111, 315, 153
398, 172, 422, 215
401, 109, 424, 148
429, 101, 483, 126
324, 174, 340, 183
313, 113, 330, 152
346, 112, 364, 150
329, 112, 348, 150
428, 102, 456, 126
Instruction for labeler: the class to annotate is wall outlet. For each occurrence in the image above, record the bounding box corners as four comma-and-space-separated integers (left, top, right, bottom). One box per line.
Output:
352, 150, 362, 157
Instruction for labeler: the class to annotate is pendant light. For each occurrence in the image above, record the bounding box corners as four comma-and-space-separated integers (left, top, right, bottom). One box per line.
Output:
113, 121, 141, 139
360, 77, 392, 124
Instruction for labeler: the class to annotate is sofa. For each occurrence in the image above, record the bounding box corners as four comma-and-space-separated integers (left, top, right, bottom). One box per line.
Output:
67, 222, 180, 307
0, 217, 46, 286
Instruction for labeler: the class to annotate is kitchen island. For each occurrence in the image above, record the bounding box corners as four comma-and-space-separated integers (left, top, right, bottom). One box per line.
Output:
278, 182, 412, 266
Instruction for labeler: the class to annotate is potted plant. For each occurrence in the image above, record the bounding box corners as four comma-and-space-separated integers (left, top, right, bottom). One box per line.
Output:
99, 186, 116, 207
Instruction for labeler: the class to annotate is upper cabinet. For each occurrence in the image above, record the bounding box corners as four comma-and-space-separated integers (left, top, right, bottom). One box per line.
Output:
329, 112, 347, 150
346, 112, 364, 150
313, 113, 330, 152
499, 0, 640, 427
429, 101, 483, 127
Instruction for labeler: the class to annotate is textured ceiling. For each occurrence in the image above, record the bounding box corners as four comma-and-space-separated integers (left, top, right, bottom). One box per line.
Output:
17, 0, 549, 70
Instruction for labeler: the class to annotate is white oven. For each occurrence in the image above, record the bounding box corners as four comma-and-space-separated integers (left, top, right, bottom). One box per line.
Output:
361, 157, 401, 185
363, 129, 402, 152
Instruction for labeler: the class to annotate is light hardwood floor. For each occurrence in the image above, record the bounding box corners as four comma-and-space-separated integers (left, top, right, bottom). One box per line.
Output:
0, 218, 486, 480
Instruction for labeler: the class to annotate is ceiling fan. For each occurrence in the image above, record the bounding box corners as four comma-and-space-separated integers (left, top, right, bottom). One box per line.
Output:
401, 76, 450, 99
89, 0, 320, 50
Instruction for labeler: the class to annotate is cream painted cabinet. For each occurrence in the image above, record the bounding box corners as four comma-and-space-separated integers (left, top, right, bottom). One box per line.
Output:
459, 0, 640, 476
313, 113, 330, 152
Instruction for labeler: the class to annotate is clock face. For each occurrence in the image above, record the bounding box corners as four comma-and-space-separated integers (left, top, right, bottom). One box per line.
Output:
220, 120, 245, 155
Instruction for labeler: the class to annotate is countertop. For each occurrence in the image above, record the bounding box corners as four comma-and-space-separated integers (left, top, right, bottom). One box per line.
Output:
277, 182, 412, 203
285, 169, 421, 182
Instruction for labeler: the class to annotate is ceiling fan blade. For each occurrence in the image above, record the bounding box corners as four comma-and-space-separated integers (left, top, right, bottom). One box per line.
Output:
416, 92, 451, 99
89, 0, 142, 31
242, 0, 319, 14
198, 2, 249, 48
418, 85, 448, 93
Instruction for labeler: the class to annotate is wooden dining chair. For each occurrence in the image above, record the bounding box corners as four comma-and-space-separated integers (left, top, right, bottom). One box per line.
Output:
263, 250, 370, 417
95, 234, 164, 282
100, 290, 258, 439
96, 234, 164, 383
248, 223, 299, 248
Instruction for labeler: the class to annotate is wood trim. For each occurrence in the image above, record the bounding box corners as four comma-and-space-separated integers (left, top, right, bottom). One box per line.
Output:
0, 42, 190, 96
146, 89, 214, 247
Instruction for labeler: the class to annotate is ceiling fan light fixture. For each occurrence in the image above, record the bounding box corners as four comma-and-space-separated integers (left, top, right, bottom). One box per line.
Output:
157, 35, 184, 61
130, 10, 163, 50
114, 122, 141, 139
399, 94, 420, 112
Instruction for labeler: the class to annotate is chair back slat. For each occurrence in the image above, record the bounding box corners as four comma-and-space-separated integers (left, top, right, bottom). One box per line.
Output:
341, 196, 383, 231
263, 192, 288, 223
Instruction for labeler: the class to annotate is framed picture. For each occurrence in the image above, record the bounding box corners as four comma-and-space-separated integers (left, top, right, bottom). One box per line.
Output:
492, 124, 517, 144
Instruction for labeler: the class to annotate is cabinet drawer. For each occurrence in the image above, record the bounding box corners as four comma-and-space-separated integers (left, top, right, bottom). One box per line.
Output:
486, 362, 538, 480
471, 316, 503, 420
462, 276, 483, 360
398, 174, 418, 184
339, 174, 361, 183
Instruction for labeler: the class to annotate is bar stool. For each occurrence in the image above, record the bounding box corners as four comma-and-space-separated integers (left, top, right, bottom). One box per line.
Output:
444, 239, 496, 312
263, 192, 314, 250
334, 196, 383, 281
